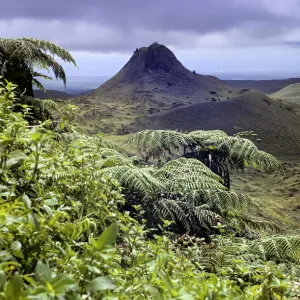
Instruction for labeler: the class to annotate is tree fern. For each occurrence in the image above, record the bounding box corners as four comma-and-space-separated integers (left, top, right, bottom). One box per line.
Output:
130, 130, 283, 176
0, 38, 77, 97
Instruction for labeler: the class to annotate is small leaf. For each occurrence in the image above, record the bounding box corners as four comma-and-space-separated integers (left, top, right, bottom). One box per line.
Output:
22, 194, 31, 209
86, 276, 116, 292
87, 265, 102, 274
44, 198, 58, 206
91, 222, 119, 251
42, 205, 53, 217
6, 150, 27, 168
10, 241, 22, 252
28, 213, 40, 229
59, 122, 65, 130
30, 132, 41, 141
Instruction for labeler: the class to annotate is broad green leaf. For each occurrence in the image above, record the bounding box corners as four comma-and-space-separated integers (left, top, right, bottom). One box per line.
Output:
4, 272, 22, 299
86, 276, 116, 292
91, 222, 119, 251
146, 284, 164, 300
36, 261, 52, 282
51, 274, 78, 293
6, 150, 27, 168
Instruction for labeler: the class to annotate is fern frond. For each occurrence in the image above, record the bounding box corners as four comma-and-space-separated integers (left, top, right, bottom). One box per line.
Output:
188, 130, 228, 145
22, 96, 59, 112
153, 199, 191, 231
250, 236, 300, 263
32, 78, 46, 92
193, 207, 221, 230
101, 155, 132, 168
184, 189, 257, 213
32, 71, 52, 81
240, 215, 280, 232
23, 38, 77, 66
130, 130, 194, 158
247, 150, 284, 173
153, 158, 225, 192
104, 165, 162, 197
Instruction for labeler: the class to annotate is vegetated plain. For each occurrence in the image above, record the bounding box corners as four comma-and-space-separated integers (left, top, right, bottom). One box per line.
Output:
2, 38, 300, 298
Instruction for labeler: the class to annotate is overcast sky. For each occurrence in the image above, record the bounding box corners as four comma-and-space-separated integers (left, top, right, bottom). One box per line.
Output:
1, 0, 300, 77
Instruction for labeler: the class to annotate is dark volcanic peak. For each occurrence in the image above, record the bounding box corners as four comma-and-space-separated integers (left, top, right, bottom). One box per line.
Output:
128, 42, 185, 74
90, 42, 233, 102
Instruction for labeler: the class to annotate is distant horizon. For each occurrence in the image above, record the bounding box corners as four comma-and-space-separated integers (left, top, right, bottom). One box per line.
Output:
37, 71, 300, 94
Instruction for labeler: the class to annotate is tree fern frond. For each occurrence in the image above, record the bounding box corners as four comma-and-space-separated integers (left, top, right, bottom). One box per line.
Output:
240, 215, 280, 232
250, 236, 300, 263
248, 150, 284, 173
154, 157, 223, 182
193, 207, 221, 230
97, 136, 125, 153
23, 96, 59, 112
32, 78, 46, 92
184, 190, 257, 213
32, 71, 52, 81
104, 165, 162, 197
101, 155, 132, 168
188, 130, 228, 145
277, 263, 300, 278
23, 38, 77, 66
153, 199, 191, 231
130, 130, 194, 158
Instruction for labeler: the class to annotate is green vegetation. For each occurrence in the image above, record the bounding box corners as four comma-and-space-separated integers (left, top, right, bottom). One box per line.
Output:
0, 38, 300, 299
1, 79, 300, 299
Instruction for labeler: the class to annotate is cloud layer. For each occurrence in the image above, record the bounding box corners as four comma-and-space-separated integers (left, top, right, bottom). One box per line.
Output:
1, 0, 300, 53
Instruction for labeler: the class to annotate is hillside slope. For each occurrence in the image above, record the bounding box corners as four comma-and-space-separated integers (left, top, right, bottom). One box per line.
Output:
225, 78, 300, 94
270, 83, 300, 104
139, 90, 300, 158
71, 43, 235, 133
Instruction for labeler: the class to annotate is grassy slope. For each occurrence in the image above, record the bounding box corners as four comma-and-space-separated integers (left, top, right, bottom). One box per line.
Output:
231, 161, 300, 234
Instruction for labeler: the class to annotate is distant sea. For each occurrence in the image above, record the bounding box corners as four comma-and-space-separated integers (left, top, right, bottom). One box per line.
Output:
37, 72, 300, 95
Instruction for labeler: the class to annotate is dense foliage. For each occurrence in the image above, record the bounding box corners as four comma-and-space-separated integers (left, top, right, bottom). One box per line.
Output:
1, 80, 300, 299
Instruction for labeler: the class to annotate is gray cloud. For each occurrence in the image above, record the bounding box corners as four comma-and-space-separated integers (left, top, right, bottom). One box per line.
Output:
1, 0, 300, 52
